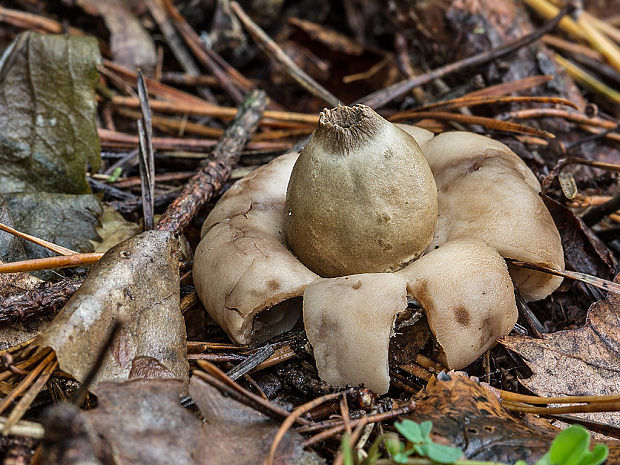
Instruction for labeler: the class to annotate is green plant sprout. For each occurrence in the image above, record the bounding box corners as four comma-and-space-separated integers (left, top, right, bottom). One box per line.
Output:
340, 422, 608, 465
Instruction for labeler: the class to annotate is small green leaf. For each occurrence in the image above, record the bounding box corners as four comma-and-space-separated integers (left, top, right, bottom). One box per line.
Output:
383, 433, 404, 457
362, 435, 383, 465
392, 451, 413, 464
395, 420, 424, 443
533, 452, 552, 465
417, 442, 463, 464
419, 421, 433, 440
549, 425, 590, 465
515, 461, 529, 465
579, 443, 608, 465
341, 434, 355, 465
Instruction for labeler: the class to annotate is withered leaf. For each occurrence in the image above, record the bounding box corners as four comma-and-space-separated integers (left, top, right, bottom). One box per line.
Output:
84, 379, 203, 465
3, 192, 102, 259
405, 372, 620, 463
0, 32, 101, 195
190, 375, 323, 465
34, 231, 189, 393
42, 377, 322, 465
75, 0, 157, 72
543, 195, 616, 279
405, 372, 557, 463
90, 205, 141, 253
502, 275, 620, 427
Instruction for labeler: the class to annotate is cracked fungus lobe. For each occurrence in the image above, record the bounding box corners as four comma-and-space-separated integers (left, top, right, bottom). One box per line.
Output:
193, 105, 563, 394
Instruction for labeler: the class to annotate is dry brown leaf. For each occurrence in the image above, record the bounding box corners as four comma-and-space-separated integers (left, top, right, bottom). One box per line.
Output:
405, 372, 559, 463
502, 274, 620, 427
91, 206, 141, 253
75, 0, 157, 72
405, 371, 620, 463
34, 230, 189, 393
42, 377, 322, 465
189, 375, 323, 465
543, 195, 616, 279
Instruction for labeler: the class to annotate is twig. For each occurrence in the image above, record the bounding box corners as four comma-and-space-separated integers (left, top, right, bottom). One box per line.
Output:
500, 391, 620, 405
111, 95, 318, 124
409, 95, 579, 113
502, 399, 620, 414
155, 89, 266, 233
0, 223, 76, 256
193, 362, 310, 426
88, 177, 140, 202
144, 0, 217, 103
498, 108, 617, 129
506, 259, 620, 295
464, 75, 553, 98
252, 345, 297, 372
0, 349, 52, 383
159, 0, 247, 103
161, 72, 218, 87
0, 254, 104, 274
2, 359, 57, 435
340, 396, 352, 436
515, 291, 546, 338
265, 392, 343, 465
356, 5, 573, 109
333, 415, 369, 465
230, 1, 340, 107
0, 417, 44, 439
299, 402, 414, 443
99, 127, 290, 151
225, 344, 274, 381
582, 193, 620, 226
137, 72, 156, 231
0, 352, 56, 417
542, 34, 604, 61
542, 156, 620, 192
555, 53, 620, 104
390, 111, 555, 138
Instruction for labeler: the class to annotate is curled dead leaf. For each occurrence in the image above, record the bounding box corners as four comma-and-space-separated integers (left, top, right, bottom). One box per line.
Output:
34, 230, 189, 393
502, 274, 620, 427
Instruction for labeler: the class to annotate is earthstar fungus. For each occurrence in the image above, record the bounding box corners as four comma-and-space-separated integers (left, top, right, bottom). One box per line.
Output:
193, 104, 564, 395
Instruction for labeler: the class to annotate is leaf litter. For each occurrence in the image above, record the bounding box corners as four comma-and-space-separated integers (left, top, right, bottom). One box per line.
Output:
502, 275, 620, 428
34, 230, 189, 393
0, 1, 619, 464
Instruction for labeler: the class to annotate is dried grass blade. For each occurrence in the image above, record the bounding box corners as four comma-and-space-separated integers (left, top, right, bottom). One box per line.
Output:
0, 253, 104, 274
409, 95, 579, 113
264, 392, 343, 465
507, 259, 620, 295
0, 352, 56, 416
0, 223, 77, 256
464, 75, 553, 98
230, 1, 339, 107
137, 71, 156, 231
389, 111, 555, 138
555, 53, 620, 104
1, 359, 57, 435
194, 359, 308, 425
499, 108, 617, 129
357, 6, 572, 108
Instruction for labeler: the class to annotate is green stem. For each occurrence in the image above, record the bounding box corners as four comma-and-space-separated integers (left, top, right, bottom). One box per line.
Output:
374, 459, 511, 465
